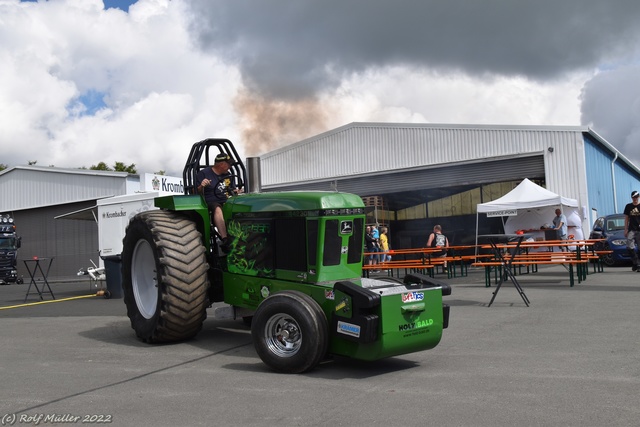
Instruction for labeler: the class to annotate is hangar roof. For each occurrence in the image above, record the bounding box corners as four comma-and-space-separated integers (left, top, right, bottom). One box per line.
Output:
260, 122, 639, 188
0, 165, 138, 212
257, 122, 640, 219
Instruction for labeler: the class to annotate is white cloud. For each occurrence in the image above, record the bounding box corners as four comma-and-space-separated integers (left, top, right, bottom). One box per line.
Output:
0, 0, 241, 175
324, 67, 586, 128
1, 0, 639, 176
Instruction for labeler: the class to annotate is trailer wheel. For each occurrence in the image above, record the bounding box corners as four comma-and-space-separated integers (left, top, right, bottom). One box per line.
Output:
252, 291, 328, 373
122, 210, 210, 343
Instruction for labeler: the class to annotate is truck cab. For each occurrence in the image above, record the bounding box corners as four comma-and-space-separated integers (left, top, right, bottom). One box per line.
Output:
0, 214, 22, 284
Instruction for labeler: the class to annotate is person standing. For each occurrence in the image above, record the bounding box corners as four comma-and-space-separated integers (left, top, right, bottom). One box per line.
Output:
364, 226, 379, 270
553, 208, 568, 252
624, 190, 640, 272
371, 225, 381, 265
426, 224, 449, 272
379, 226, 391, 264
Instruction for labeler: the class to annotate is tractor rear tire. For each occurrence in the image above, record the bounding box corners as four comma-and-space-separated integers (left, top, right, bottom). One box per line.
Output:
251, 291, 328, 373
122, 210, 210, 343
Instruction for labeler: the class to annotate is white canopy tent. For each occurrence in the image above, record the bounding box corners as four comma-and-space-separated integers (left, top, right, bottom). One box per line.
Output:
475, 179, 583, 250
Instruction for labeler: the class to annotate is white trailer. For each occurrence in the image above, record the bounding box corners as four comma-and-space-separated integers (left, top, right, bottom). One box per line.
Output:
97, 192, 159, 257
56, 173, 185, 297
93, 192, 160, 297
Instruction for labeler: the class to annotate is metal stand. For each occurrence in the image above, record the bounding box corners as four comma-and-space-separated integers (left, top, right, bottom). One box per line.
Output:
23, 258, 55, 302
480, 235, 530, 307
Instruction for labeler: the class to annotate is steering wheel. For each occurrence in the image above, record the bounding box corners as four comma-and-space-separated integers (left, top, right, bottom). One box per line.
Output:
213, 173, 244, 200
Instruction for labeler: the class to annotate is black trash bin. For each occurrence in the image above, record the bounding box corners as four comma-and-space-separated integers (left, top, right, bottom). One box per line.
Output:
544, 229, 558, 241
101, 255, 123, 299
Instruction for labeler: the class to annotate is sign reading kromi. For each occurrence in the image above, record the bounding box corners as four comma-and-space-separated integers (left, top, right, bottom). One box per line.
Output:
486, 210, 518, 217
142, 173, 184, 195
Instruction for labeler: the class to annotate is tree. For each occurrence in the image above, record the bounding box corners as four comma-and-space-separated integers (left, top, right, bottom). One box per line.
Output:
90, 162, 111, 171
89, 161, 137, 174
113, 162, 137, 174
0, 164, 7, 172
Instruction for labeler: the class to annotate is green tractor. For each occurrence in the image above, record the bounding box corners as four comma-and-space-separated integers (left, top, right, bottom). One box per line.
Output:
121, 138, 450, 373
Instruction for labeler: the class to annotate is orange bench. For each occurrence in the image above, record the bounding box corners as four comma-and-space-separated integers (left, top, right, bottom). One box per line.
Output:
362, 262, 436, 278
472, 259, 589, 287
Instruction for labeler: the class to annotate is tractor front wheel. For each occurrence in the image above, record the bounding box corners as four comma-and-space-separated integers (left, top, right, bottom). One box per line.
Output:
122, 210, 210, 343
251, 291, 328, 373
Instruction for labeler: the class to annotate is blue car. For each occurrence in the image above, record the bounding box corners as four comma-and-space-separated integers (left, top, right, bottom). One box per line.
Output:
589, 214, 636, 266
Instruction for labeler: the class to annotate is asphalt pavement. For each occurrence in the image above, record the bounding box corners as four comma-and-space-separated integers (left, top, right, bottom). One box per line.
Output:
1, 265, 639, 427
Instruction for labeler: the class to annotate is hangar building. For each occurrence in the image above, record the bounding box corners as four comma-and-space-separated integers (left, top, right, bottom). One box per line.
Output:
258, 123, 640, 248
2, 122, 640, 281
0, 166, 138, 280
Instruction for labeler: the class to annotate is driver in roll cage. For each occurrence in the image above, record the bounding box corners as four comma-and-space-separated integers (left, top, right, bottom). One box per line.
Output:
196, 153, 243, 251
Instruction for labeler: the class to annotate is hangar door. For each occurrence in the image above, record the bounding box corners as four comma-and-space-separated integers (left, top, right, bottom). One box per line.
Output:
263, 155, 545, 195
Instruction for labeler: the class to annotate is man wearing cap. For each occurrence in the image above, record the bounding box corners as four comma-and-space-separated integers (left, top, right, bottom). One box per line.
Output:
196, 153, 242, 250
552, 208, 568, 252
623, 190, 640, 271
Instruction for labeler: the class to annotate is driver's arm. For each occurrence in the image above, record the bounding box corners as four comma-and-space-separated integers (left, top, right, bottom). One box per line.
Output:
229, 176, 243, 194
196, 171, 208, 195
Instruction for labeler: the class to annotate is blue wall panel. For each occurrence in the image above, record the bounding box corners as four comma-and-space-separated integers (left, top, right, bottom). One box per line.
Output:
614, 161, 640, 212
584, 137, 615, 219
584, 134, 640, 219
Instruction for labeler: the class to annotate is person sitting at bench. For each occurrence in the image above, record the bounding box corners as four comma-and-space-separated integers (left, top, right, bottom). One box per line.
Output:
427, 224, 450, 272
196, 153, 242, 251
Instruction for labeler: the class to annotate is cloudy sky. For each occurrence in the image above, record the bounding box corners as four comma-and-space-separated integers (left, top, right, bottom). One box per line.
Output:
2, 0, 640, 176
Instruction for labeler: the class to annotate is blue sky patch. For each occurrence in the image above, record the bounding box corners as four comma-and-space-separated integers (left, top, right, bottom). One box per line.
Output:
75, 90, 107, 116
103, 0, 137, 12
21, 0, 137, 12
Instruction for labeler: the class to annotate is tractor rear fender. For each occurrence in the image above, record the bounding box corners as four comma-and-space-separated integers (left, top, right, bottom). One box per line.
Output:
154, 195, 211, 248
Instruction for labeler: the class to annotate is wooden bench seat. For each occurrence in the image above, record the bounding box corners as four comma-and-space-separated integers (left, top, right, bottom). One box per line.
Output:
515, 252, 604, 274
362, 262, 436, 278
472, 258, 589, 287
